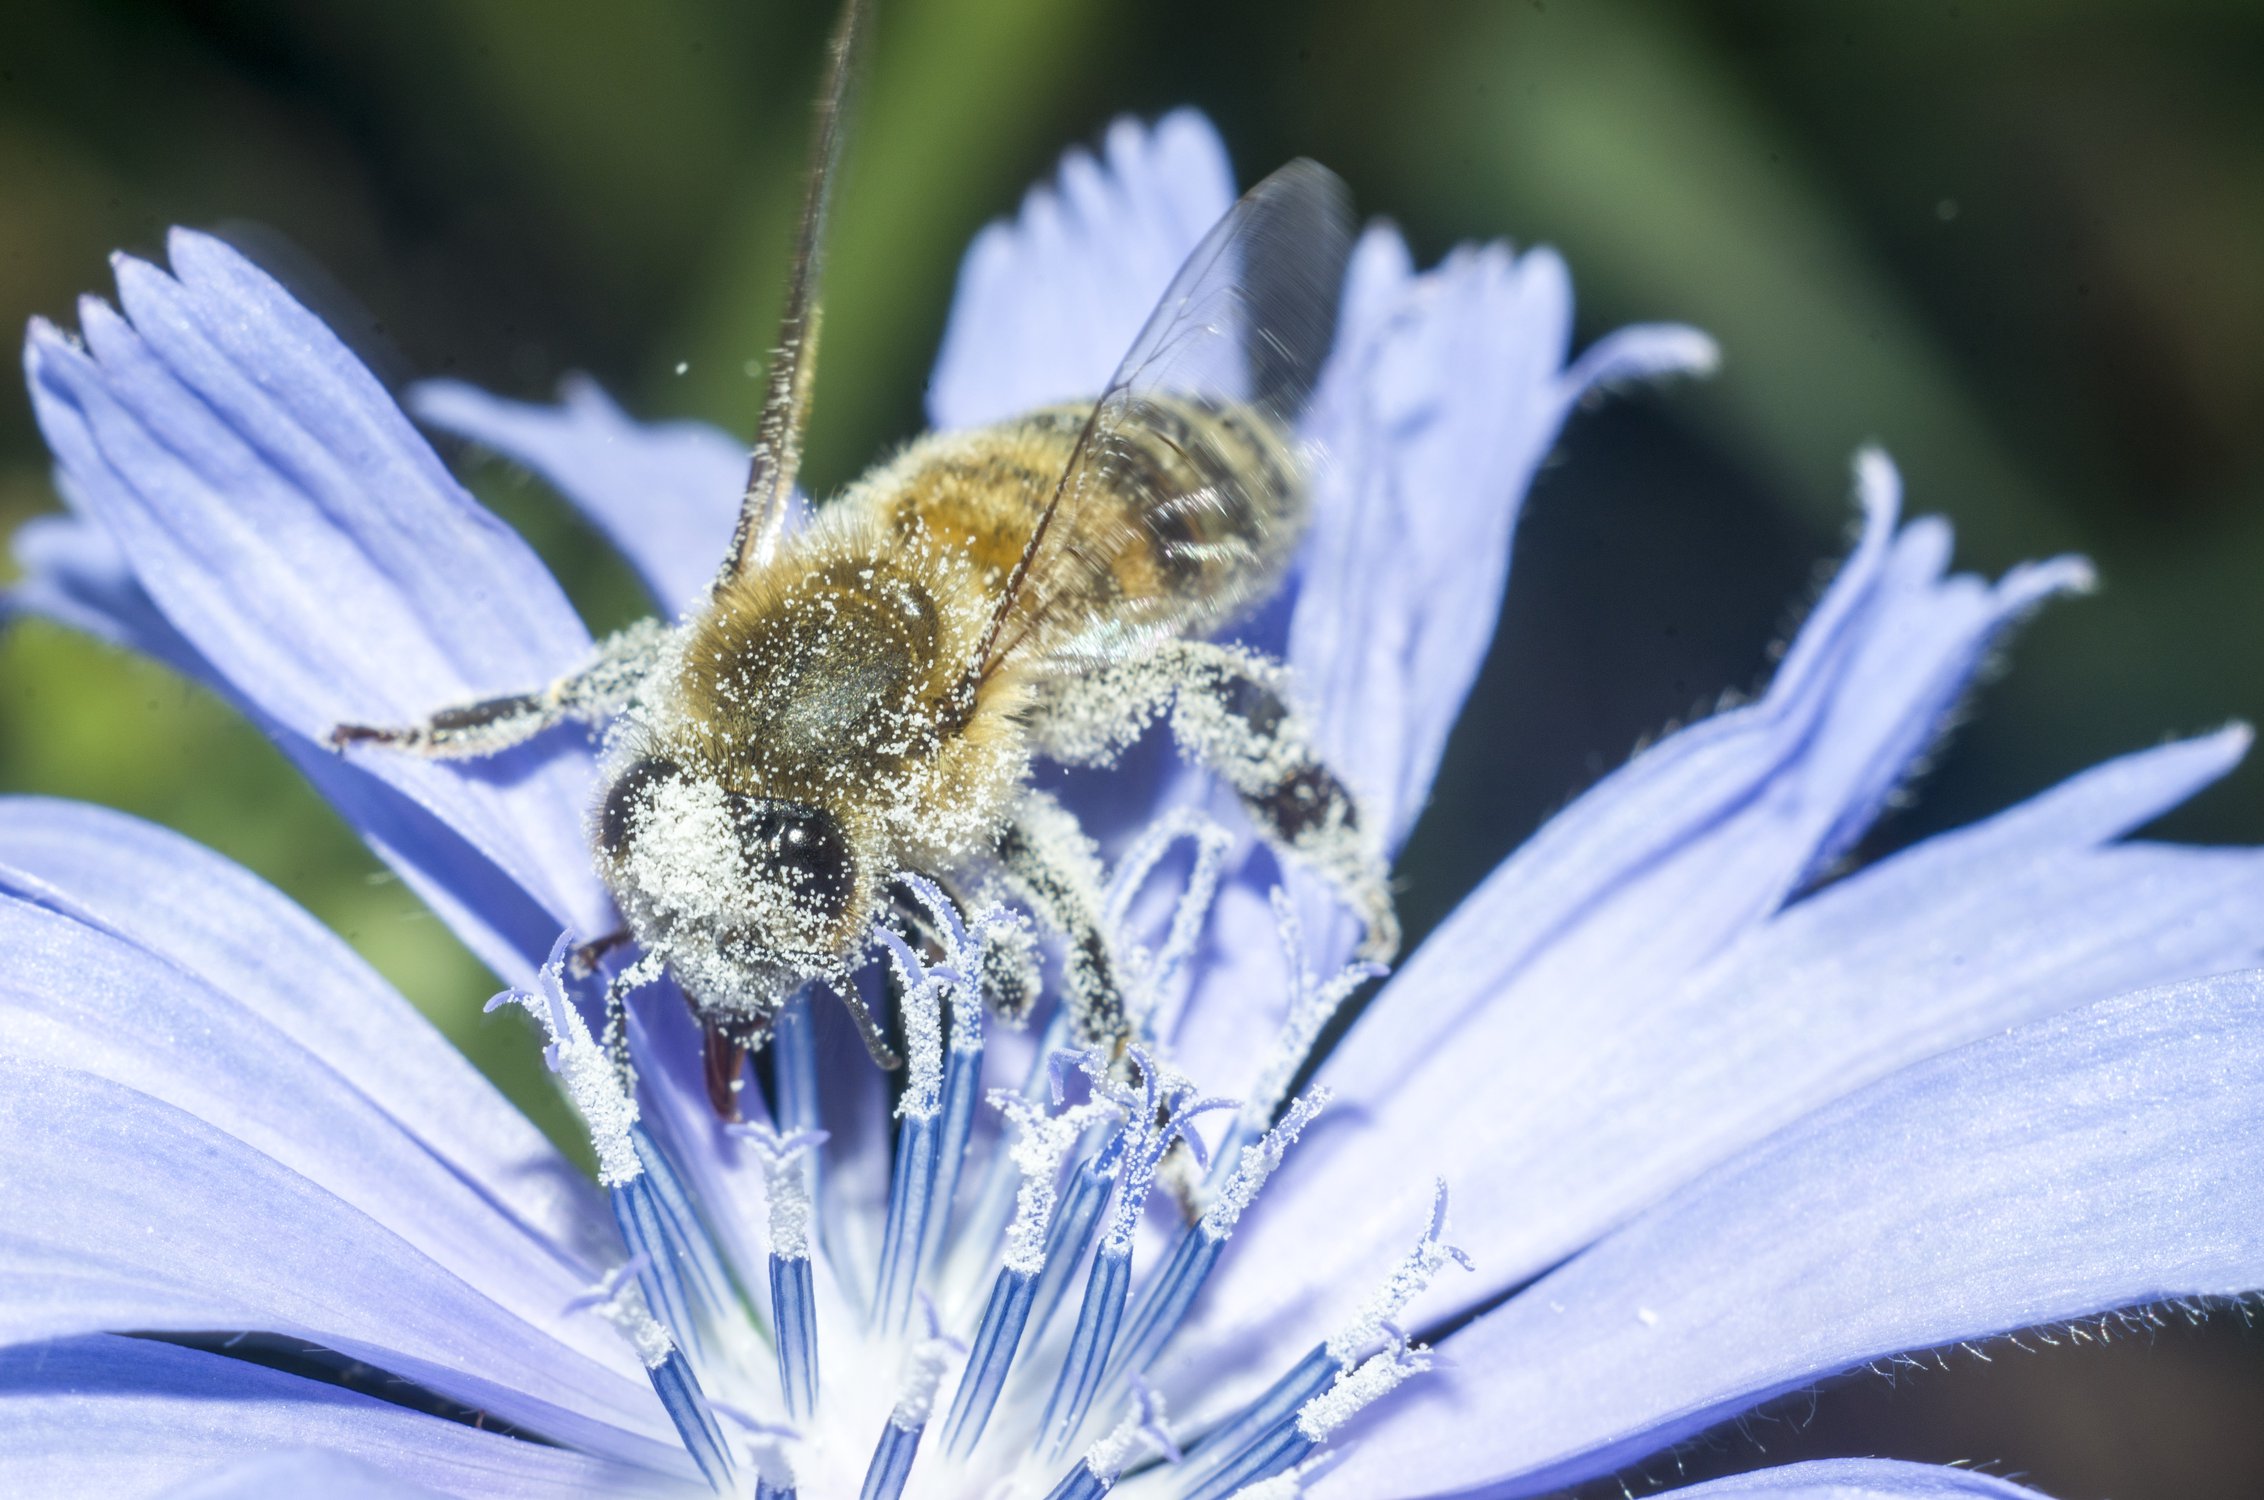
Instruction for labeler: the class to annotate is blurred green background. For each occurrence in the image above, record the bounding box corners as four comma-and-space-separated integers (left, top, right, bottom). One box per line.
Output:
3, 1, 2261, 1495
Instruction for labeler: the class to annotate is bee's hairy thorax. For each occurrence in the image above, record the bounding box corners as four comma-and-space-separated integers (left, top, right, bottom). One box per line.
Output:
668, 391, 1307, 866
675, 520, 1032, 882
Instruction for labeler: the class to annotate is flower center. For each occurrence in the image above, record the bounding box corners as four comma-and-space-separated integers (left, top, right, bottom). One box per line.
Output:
497, 828, 1464, 1498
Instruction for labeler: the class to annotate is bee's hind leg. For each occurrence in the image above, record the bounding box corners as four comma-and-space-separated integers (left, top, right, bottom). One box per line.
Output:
1045, 641, 1399, 963
1172, 644, 1399, 962
329, 618, 671, 758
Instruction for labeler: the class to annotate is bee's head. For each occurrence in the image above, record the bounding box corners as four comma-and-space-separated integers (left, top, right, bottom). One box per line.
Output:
593, 753, 864, 1003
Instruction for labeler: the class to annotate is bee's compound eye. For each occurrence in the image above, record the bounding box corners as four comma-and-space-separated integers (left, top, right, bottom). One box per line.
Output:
598, 756, 682, 857
730, 797, 854, 924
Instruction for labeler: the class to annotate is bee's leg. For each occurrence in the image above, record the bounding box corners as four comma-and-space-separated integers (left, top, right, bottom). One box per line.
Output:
971, 910, 1042, 1027
825, 980, 905, 1071
1173, 645, 1399, 962
993, 792, 1130, 1054
329, 618, 671, 759
568, 928, 633, 977
1048, 642, 1399, 963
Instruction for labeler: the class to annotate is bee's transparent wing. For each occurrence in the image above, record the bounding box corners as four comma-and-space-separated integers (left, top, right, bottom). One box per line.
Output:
969, 158, 1356, 677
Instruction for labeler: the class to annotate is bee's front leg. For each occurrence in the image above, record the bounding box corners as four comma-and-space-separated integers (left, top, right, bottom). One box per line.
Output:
329, 618, 672, 758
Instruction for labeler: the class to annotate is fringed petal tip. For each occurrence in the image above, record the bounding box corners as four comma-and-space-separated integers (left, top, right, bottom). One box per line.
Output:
928, 109, 1236, 432
1565, 320, 1722, 393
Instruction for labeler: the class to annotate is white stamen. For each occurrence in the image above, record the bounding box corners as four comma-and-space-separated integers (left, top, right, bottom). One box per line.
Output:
1243, 889, 1382, 1131
486, 949, 640, 1186
1099, 1062, 1230, 1258
891, 1331, 961, 1430
995, 1092, 1116, 1275
876, 926, 948, 1120
736, 1123, 827, 1260
1296, 1343, 1432, 1443
572, 1259, 676, 1370
1325, 1180, 1473, 1367
1084, 1380, 1177, 1479
1233, 1454, 1337, 1499
748, 1438, 796, 1495
1202, 1088, 1328, 1241
1105, 807, 1237, 1024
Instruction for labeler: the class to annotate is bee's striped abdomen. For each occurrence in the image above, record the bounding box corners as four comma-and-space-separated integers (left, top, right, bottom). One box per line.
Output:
852, 394, 1308, 669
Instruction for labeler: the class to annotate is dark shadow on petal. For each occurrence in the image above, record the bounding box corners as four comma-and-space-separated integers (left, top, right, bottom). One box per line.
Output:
128, 1332, 564, 1447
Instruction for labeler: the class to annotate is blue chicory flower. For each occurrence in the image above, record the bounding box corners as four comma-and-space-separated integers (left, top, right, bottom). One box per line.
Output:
4, 110, 2262, 1500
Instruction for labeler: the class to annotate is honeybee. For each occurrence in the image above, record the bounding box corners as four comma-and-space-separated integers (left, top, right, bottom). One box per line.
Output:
333, 0, 1396, 1118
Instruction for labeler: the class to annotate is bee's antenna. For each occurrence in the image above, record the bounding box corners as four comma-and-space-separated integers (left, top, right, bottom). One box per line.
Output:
721, 0, 872, 589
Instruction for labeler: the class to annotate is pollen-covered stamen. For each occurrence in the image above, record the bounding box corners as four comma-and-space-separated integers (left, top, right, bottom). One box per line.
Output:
932, 1009, 1074, 1300
565, 1253, 673, 1368
1105, 1088, 1330, 1391
713, 1406, 800, 1500
1103, 807, 1237, 1028
624, 1124, 749, 1376
1235, 888, 1383, 1151
497, 939, 744, 1488
1186, 1181, 1470, 1486
1211, 1449, 1346, 1500
860, 1296, 968, 1500
1325, 1179, 1471, 1366
942, 1090, 1119, 1456
1024, 1118, 1125, 1351
735, 1122, 830, 1420
872, 879, 1022, 1333
1044, 1056, 1237, 1455
920, 925, 990, 1289
770, 989, 825, 1226
1024, 1048, 1150, 1343
568, 1253, 737, 1492
872, 924, 950, 1334
486, 937, 641, 1186
1045, 1379, 1182, 1500
1184, 1342, 1432, 1500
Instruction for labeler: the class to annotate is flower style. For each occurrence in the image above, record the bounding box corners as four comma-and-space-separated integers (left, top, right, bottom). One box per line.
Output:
5, 110, 2264, 1500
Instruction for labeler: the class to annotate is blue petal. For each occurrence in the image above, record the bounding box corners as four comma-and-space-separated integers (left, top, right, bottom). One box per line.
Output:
0, 1335, 683, 1499
1317, 970, 2264, 1498
1329, 452, 2089, 1095
0, 1055, 680, 1468
2, 518, 574, 986
0, 796, 610, 1265
1168, 226, 1708, 1094
1660, 1461, 2052, 1500
22, 230, 613, 946
0, 887, 683, 1466
410, 375, 745, 614
927, 110, 1237, 431
1290, 229, 1715, 848
4, 511, 206, 675
1177, 729, 2263, 1414
167, 1451, 454, 1500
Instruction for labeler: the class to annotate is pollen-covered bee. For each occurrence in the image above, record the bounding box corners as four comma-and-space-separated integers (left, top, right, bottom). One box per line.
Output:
333, 0, 1396, 1118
